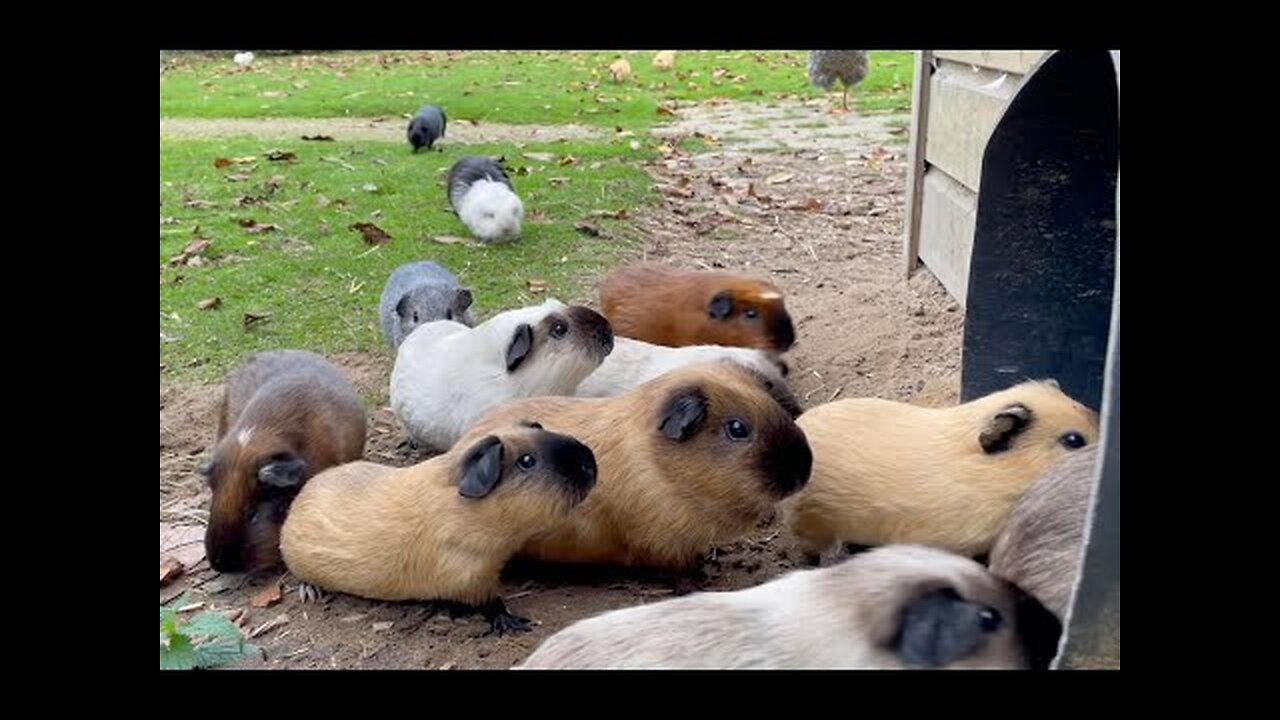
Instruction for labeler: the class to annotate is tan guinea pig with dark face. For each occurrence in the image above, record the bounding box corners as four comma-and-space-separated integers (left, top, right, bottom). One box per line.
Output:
784, 380, 1098, 561
199, 350, 367, 574
516, 544, 1062, 670
989, 445, 1101, 621
599, 263, 796, 351
457, 360, 812, 572
279, 423, 597, 635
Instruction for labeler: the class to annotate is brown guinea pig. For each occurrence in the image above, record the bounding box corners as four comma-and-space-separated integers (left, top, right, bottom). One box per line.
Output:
279, 424, 597, 635
457, 360, 811, 572
785, 380, 1098, 560
200, 350, 367, 573
989, 445, 1100, 621
517, 544, 1062, 670
599, 263, 796, 351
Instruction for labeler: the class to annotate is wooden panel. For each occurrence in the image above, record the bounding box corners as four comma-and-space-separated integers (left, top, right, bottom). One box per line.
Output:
917, 169, 977, 306
924, 63, 1021, 192
933, 50, 1048, 75
902, 51, 932, 277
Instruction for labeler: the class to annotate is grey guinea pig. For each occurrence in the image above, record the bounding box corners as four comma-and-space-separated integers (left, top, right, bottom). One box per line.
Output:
378, 260, 476, 350
408, 104, 446, 152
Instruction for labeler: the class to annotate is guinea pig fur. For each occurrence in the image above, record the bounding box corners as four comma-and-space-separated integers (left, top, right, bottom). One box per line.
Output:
280, 424, 597, 635
599, 262, 796, 351
407, 104, 446, 152
199, 350, 367, 573
457, 360, 812, 572
516, 544, 1062, 669
447, 156, 523, 243
574, 336, 789, 399
784, 380, 1099, 560
378, 260, 476, 350
989, 445, 1100, 621
390, 298, 614, 452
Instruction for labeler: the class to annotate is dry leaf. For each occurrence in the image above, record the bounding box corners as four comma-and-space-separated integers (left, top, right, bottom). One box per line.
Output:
523, 152, 555, 162
527, 279, 549, 293
431, 235, 473, 245
160, 557, 185, 586
656, 105, 677, 117
266, 150, 298, 162
237, 219, 280, 233
350, 222, 391, 245
362, 183, 379, 193
653, 50, 676, 70
528, 209, 552, 224
787, 198, 823, 212
250, 582, 283, 609
302, 135, 335, 141
183, 198, 218, 209
261, 90, 290, 98
766, 173, 795, 185
372, 621, 394, 632
574, 222, 601, 236
197, 297, 222, 311
159, 523, 206, 569
658, 143, 676, 157
590, 208, 628, 220
226, 173, 251, 183
558, 155, 578, 166
608, 58, 631, 83
248, 614, 290, 639
244, 311, 272, 328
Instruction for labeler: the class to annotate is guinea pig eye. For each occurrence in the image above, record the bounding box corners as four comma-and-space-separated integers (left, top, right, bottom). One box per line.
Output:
484, 212, 494, 219
551, 321, 569, 338
517, 453, 537, 470
412, 312, 420, 323
1059, 432, 1087, 450
445, 310, 453, 321
977, 607, 1002, 633
725, 418, 751, 441
744, 308, 759, 320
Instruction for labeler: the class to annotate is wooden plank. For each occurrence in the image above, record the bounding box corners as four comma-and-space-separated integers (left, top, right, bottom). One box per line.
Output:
917, 169, 977, 306
924, 63, 1020, 192
933, 50, 1047, 75
901, 51, 932, 277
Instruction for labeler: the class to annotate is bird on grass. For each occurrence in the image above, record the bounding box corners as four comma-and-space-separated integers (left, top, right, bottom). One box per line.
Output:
807, 51, 869, 111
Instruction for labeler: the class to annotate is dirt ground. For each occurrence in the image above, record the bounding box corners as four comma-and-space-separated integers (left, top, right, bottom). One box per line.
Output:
159, 98, 964, 670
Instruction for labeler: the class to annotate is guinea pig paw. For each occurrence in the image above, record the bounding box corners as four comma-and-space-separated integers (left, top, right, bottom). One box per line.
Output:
487, 612, 533, 637
297, 582, 326, 604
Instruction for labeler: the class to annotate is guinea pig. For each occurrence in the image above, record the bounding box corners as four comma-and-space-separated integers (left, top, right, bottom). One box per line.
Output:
516, 544, 1062, 669
457, 360, 811, 572
390, 298, 614, 452
989, 445, 1100, 621
599, 263, 796, 351
447, 156, 524, 243
378, 260, 476, 350
784, 380, 1099, 561
199, 350, 367, 573
280, 423, 597, 635
575, 336, 789, 399
407, 104, 446, 152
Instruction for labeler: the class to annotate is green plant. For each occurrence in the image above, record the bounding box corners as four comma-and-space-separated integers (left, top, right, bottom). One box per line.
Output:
160, 594, 258, 670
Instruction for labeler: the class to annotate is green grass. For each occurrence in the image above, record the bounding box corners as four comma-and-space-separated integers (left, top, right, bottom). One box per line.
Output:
160, 136, 656, 381
160, 51, 914, 128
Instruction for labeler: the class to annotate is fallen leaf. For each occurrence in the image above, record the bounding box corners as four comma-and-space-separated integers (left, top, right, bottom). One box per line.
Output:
372, 621, 394, 632
558, 155, 578, 166
574, 222, 601, 236
248, 614, 290, 639
226, 173, 251, 183
183, 198, 218, 209
160, 557, 185, 586
523, 152, 555, 162
766, 173, 795, 185
266, 150, 298, 162
528, 209, 552, 224
656, 105, 677, 117
361, 183, 379, 193
438, 661, 456, 670
787, 198, 823, 212
261, 90, 289, 98
213, 156, 257, 169
250, 582, 283, 609
430, 235, 473, 245
159, 523, 206, 569
302, 135, 335, 141
350, 222, 391, 245
527, 279, 549, 293
658, 143, 676, 157
197, 297, 223, 311
608, 58, 631, 83
590, 208, 628, 220
243, 311, 272, 328
321, 156, 356, 171
237, 219, 281, 233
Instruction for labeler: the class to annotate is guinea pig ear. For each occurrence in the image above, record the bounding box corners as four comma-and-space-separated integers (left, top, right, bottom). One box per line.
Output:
708, 291, 734, 320
895, 588, 993, 669
519, 420, 544, 430
197, 458, 216, 477
979, 403, 1032, 454
454, 288, 474, 312
506, 323, 535, 371
658, 389, 709, 442
458, 435, 505, 499
257, 455, 308, 489
1043, 378, 1061, 390
394, 294, 413, 319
